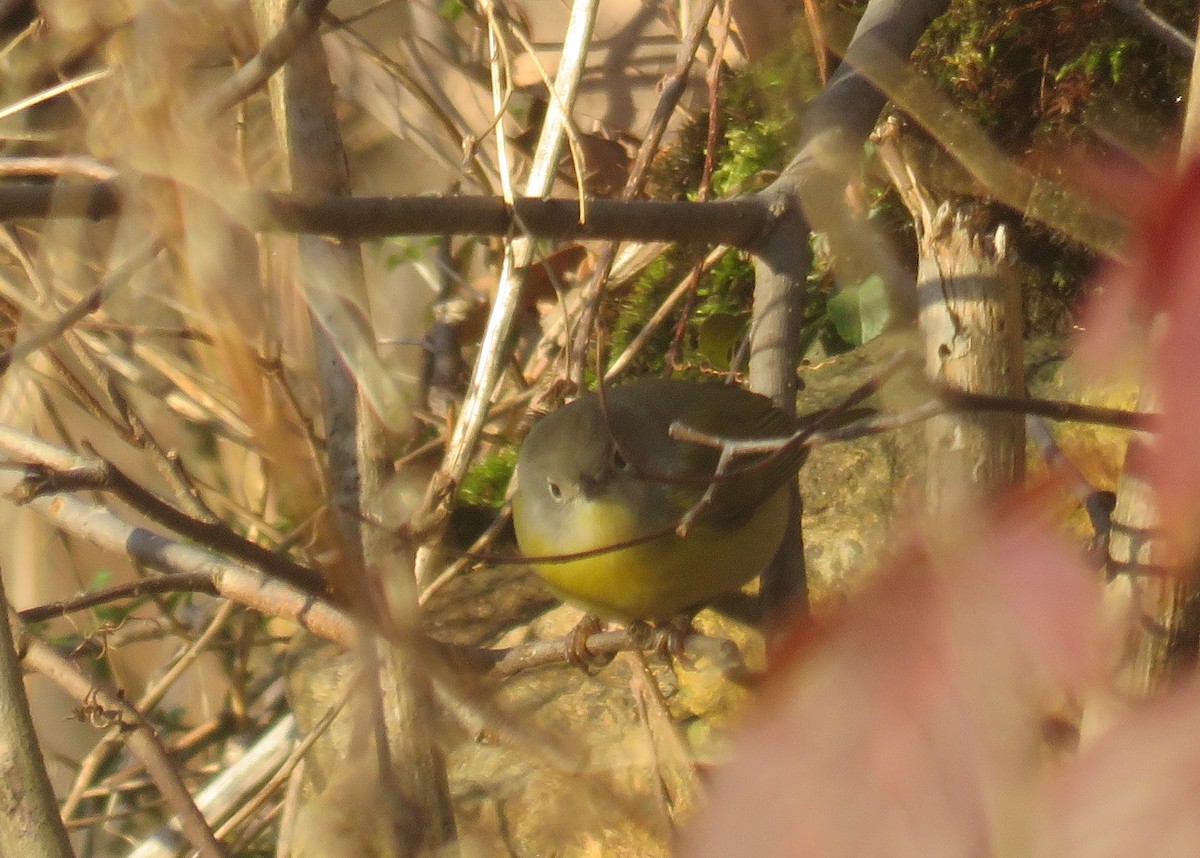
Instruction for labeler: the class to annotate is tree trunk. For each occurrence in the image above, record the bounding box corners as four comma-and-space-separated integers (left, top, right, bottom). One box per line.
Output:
1110, 387, 1200, 693
917, 202, 1024, 516
877, 123, 1024, 511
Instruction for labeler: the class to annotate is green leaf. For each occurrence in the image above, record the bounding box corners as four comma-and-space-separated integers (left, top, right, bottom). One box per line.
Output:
695, 312, 747, 370
439, 0, 466, 21
88, 569, 115, 590
826, 275, 891, 347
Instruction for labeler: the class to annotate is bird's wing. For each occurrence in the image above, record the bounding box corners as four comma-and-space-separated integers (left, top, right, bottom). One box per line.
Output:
635, 381, 802, 530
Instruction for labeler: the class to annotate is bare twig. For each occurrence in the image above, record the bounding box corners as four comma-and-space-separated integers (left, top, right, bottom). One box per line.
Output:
605, 245, 729, 380
17, 572, 218, 624
486, 624, 753, 682
568, 0, 721, 382
18, 623, 227, 858
801, 0, 832, 83
935, 385, 1156, 431
8, 458, 323, 593
413, 0, 600, 589
678, 385, 1156, 458
213, 685, 350, 843
0, 68, 111, 124
665, 2, 735, 371
129, 716, 301, 858
202, 0, 334, 117
47, 339, 225, 522
0, 461, 356, 647
418, 502, 515, 606
60, 601, 239, 823
320, 25, 492, 192
0, 155, 117, 180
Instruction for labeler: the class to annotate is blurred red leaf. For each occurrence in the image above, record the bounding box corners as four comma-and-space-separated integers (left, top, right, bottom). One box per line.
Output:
1076, 158, 1200, 556
1035, 672, 1200, 858
683, 493, 1105, 858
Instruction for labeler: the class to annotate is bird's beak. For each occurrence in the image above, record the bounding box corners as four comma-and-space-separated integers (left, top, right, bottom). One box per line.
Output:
578, 472, 608, 500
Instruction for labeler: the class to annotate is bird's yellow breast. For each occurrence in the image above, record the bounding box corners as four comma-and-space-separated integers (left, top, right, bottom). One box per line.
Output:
513, 485, 791, 621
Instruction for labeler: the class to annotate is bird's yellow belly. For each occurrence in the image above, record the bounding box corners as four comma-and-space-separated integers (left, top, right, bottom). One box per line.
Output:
515, 487, 791, 621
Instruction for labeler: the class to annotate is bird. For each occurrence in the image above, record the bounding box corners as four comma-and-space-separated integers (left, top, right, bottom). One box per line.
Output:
511, 378, 804, 622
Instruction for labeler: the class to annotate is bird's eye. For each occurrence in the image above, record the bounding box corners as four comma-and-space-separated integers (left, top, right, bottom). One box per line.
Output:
547, 479, 563, 501
611, 447, 630, 471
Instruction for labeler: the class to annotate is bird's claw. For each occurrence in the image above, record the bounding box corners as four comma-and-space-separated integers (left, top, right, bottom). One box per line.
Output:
643, 615, 694, 666
564, 614, 614, 674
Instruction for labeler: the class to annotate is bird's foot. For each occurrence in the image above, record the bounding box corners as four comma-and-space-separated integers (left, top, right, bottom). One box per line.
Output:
640, 615, 695, 666
564, 614, 615, 674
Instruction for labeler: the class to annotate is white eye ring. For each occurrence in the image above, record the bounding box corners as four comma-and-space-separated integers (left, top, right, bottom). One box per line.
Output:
547, 479, 563, 501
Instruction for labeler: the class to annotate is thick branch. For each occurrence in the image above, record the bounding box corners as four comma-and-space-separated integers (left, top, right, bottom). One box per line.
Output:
202, 0, 335, 117
1104, 0, 1194, 59
0, 469, 355, 647
0, 181, 773, 247
750, 0, 951, 630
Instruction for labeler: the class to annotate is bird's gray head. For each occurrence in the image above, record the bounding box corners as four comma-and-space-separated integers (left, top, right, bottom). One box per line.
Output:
514, 391, 672, 527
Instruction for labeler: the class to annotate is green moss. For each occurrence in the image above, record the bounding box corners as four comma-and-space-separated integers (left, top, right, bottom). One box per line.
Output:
652, 45, 813, 200
916, 0, 1190, 150
605, 0, 1195, 364
606, 43, 821, 377
459, 448, 517, 510
899, 0, 1195, 334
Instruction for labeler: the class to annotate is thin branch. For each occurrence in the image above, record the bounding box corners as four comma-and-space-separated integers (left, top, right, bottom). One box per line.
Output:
320, 25, 492, 192
413, 0, 600, 588
60, 601, 240, 823
0, 421, 321, 590
128, 716, 299, 858
936, 385, 1156, 431
213, 689, 349, 843
0, 68, 111, 124
417, 502, 515, 606
18, 572, 217, 624
485, 625, 753, 682
665, 3, 734, 371
568, 0, 722, 382
8, 459, 323, 593
657, 369, 1154, 528
0, 237, 161, 374
17, 623, 227, 858
605, 245, 729, 379
202, 0, 335, 117
0, 458, 356, 647
0, 155, 117, 180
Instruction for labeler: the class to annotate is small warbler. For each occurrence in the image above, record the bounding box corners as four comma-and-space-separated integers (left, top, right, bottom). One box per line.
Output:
512, 379, 803, 621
